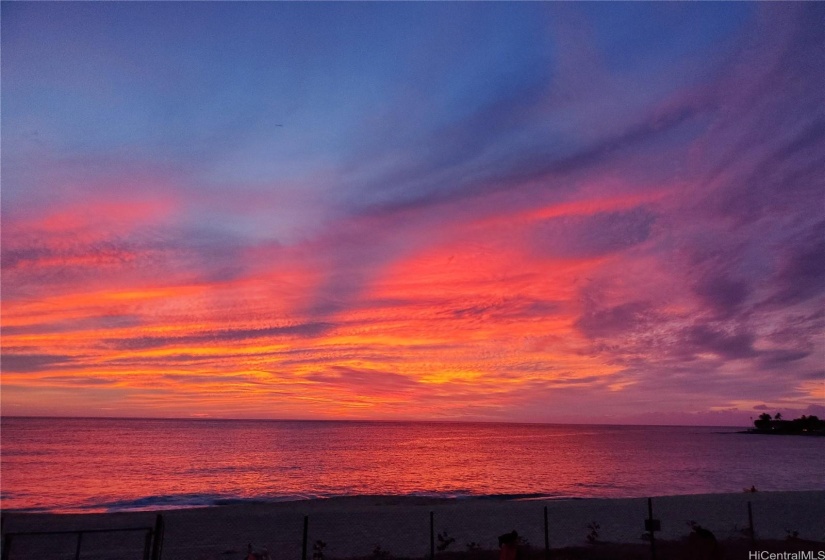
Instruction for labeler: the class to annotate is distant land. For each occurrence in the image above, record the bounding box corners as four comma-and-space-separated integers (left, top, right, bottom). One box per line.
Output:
746, 413, 825, 436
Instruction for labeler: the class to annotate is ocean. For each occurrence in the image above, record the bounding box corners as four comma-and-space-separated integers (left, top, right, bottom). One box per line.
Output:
1, 418, 822, 513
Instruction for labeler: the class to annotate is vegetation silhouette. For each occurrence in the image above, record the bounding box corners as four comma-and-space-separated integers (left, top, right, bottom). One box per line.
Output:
751, 413, 824, 435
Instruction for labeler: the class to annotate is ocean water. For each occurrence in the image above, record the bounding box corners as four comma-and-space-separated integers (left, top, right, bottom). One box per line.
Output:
1, 418, 822, 513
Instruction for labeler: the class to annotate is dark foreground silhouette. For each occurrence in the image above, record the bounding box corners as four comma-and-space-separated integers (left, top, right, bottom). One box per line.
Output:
347, 538, 824, 560
748, 413, 825, 435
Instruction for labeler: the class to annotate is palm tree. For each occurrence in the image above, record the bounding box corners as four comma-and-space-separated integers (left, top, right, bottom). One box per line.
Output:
754, 413, 772, 430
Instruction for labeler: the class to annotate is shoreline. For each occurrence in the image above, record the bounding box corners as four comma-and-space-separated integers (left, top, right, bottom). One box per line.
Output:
5, 486, 824, 516
1, 492, 577, 516
3, 491, 823, 559
738, 429, 825, 437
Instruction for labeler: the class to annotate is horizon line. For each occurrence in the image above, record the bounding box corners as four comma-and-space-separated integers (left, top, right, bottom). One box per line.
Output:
0, 415, 750, 429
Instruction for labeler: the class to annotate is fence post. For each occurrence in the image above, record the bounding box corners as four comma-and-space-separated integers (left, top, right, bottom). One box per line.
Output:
647, 498, 656, 560
144, 529, 153, 560
543, 505, 550, 560
302, 516, 309, 560
2, 534, 12, 560
747, 501, 755, 544
429, 511, 434, 560
74, 531, 84, 560
150, 514, 165, 560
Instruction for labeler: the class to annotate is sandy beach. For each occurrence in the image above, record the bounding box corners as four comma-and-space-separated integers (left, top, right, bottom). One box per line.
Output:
2, 491, 823, 560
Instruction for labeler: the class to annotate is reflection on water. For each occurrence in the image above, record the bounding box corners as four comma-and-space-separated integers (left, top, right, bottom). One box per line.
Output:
1, 418, 822, 512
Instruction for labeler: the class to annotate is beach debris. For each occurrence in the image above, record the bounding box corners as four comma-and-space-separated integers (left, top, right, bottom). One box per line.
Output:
498, 530, 518, 547
585, 521, 600, 544
246, 544, 271, 560
686, 522, 719, 558
687, 521, 716, 541
725, 524, 752, 540
688, 521, 716, 543
372, 545, 391, 560
498, 530, 519, 560
436, 531, 456, 552
312, 539, 327, 560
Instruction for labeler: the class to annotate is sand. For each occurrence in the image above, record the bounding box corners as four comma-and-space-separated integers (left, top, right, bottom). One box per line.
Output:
2, 491, 823, 560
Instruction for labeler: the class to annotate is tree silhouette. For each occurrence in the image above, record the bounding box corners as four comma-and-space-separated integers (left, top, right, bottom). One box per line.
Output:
753, 412, 824, 434
754, 413, 773, 430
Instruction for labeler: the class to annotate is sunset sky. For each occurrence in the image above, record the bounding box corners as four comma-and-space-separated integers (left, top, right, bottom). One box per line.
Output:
2, 2, 823, 425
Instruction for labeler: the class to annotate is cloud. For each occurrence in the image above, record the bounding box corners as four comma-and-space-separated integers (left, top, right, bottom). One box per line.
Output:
684, 325, 757, 360
0, 315, 142, 337
1, 353, 78, 373
693, 275, 750, 318
576, 301, 655, 340
103, 323, 332, 351
306, 366, 421, 392
532, 207, 656, 260
758, 350, 810, 367
349, 102, 701, 221
39, 376, 120, 386
447, 297, 563, 321
767, 223, 825, 306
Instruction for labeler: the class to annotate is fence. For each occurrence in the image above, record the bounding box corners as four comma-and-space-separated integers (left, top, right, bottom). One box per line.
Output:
0, 514, 163, 560
294, 499, 761, 560
2, 497, 823, 560
164, 495, 821, 560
